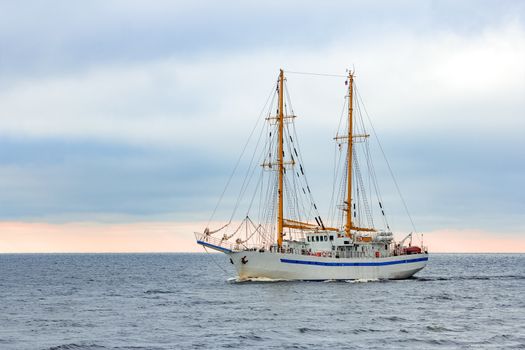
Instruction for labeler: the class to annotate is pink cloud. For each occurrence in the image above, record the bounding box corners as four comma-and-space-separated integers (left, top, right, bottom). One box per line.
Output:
421, 228, 525, 253
0, 222, 523, 253
0, 221, 208, 253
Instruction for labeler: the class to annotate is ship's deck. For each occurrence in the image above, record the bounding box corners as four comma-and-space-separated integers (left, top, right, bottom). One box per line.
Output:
195, 233, 426, 259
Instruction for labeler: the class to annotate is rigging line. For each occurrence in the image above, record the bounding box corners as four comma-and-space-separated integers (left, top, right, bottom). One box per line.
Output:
284, 81, 295, 116
286, 165, 308, 227
354, 97, 378, 226
354, 149, 374, 228
328, 141, 344, 225
285, 122, 318, 220
261, 168, 277, 234
355, 83, 417, 233
240, 223, 259, 244
284, 119, 311, 221
203, 246, 230, 275
230, 80, 280, 222
285, 70, 347, 78
356, 99, 389, 230
207, 84, 276, 227
356, 95, 388, 229
336, 128, 351, 227
339, 151, 349, 228
327, 143, 337, 223
286, 141, 304, 223
289, 120, 322, 220
258, 176, 272, 246
368, 145, 389, 229
284, 79, 325, 223
329, 96, 349, 224
258, 123, 273, 229
261, 166, 275, 225
336, 93, 348, 137
230, 123, 268, 222
245, 160, 265, 216
364, 119, 374, 221
283, 85, 317, 228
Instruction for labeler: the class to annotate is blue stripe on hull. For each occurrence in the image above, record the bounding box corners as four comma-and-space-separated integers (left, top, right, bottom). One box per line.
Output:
280, 256, 428, 267
196, 240, 233, 253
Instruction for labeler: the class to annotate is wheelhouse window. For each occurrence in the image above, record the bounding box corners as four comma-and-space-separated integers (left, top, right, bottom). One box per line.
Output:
329, 235, 334, 241
316, 236, 319, 242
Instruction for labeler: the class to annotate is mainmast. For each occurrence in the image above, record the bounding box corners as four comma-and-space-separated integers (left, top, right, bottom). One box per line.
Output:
277, 69, 285, 248
337, 71, 374, 236
345, 71, 354, 238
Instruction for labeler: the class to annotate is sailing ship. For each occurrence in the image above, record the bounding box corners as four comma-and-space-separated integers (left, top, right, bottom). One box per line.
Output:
195, 69, 428, 280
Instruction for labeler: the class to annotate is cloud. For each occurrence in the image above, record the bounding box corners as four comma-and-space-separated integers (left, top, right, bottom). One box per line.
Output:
0, 138, 227, 221
0, 1, 524, 241
0, 221, 205, 253
0, 221, 523, 253
1, 20, 523, 143
422, 228, 525, 253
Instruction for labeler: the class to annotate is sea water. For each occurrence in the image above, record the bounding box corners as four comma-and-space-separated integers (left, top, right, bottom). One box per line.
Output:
0, 253, 523, 349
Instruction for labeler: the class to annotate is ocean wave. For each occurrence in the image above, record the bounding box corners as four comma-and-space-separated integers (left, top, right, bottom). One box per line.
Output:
3, 253, 522, 349
350, 328, 384, 334
144, 289, 175, 294
227, 277, 292, 283
415, 275, 525, 282
426, 324, 459, 332
323, 278, 381, 283
345, 278, 380, 283
238, 334, 264, 341
425, 293, 454, 301
227, 277, 385, 283
298, 327, 323, 334
383, 316, 407, 322
46, 344, 106, 350
392, 337, 461, 346
228, 277, 383, 283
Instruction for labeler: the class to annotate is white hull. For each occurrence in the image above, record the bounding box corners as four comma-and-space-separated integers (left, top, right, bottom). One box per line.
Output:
227, 250, 428, 281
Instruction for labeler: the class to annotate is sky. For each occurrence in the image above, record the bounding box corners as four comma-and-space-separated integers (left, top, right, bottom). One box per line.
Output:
0, 0, 524, 253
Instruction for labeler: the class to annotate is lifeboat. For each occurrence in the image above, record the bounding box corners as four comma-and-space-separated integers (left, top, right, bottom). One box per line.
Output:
403, 246, 422, 255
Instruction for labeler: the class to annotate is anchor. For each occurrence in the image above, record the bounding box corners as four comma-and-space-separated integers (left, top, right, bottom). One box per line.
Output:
241, 256, 248, 264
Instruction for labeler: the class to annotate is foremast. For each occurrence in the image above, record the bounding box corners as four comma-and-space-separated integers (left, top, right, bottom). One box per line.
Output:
275, 69, 338, 249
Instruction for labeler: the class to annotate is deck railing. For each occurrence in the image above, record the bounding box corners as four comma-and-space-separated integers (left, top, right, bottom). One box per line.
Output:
194, 232, 263, 252
196, 232, 427, 258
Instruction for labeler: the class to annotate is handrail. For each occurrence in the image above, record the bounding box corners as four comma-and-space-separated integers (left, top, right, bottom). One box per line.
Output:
195, 232, 263, 252
195, 232, 427, 257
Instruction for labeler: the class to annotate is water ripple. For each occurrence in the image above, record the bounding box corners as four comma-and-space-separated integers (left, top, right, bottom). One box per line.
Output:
0, 253, 522, 350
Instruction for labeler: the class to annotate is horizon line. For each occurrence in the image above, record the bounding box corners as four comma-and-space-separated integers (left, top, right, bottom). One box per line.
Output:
1, 251, 524, 254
